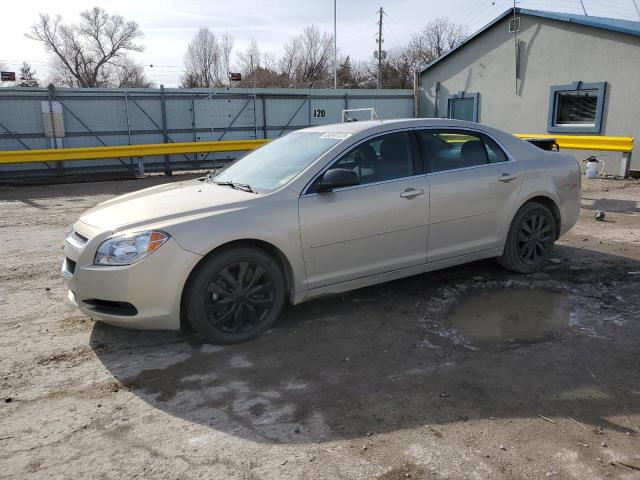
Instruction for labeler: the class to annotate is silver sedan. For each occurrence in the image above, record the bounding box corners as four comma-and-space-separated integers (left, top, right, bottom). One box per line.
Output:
62, 118, 581, 343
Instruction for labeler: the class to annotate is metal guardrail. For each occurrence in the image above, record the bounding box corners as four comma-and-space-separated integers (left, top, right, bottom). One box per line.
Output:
0, 134, 634, 176
514, 134, 634, 153
0, 139, 269, 165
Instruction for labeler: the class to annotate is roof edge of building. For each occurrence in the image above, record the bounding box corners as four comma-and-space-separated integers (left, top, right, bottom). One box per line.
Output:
418, 7, 640, 75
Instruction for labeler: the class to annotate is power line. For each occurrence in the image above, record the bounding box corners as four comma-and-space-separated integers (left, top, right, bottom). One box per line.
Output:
383, 22, 403, 49
383, 12, 414, 34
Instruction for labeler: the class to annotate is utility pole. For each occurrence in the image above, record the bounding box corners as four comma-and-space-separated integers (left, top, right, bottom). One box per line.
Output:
513, 0, 518, 94
376, 7, 384, 89
334, 0, 337, 89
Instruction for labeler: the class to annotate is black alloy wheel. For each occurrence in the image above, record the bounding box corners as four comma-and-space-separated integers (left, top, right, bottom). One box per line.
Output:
185, 247, 286, 344
498, 202, 557, 273
516, 212, 554, 264
205, 261, 276, 333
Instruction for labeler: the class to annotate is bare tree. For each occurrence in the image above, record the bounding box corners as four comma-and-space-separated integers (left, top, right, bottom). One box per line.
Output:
27, 7, 146, 88
116, 59, 154, 88
237, 38, 261, 79
181, 27, 226, 88
280, 26, 333, 88
236, 43, 287, 88
408, 17, 468, 66
220, 32, 234, 83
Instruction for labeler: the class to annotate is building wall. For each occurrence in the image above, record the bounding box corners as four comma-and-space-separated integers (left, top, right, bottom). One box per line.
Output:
418, 14, 640, 172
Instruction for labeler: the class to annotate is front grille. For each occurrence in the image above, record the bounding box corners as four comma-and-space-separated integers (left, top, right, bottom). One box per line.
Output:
65, 257, 76, 274
72, 231, 88, 244
82, 299, 138, 316
68, 230, 88, 247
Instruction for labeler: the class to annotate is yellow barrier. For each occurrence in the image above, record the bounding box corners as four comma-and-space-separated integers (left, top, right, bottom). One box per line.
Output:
0, 134, 633, 166
514, 134, 634, 153
0, 139, 269, 165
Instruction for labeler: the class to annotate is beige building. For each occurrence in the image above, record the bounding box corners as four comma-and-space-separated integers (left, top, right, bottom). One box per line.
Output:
418, 8, 640, 175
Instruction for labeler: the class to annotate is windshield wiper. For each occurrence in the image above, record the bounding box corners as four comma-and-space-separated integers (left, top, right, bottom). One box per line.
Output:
233, 183, 255, 193
214, 180, 256, 193
213, 180, 237, 188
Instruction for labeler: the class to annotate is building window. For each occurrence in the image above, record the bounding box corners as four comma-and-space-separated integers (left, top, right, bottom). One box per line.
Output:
447, 92, 479, 122
548, 82, 606, 133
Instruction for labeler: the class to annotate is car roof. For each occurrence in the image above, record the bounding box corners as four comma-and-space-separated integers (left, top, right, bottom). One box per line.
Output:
300, 118, 493, 134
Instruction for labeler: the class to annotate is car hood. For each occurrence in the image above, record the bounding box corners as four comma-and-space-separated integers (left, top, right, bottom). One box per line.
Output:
79, 179, 258, 231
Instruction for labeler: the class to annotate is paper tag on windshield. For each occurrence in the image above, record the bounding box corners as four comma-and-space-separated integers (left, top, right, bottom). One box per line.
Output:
320, 132, 351, 139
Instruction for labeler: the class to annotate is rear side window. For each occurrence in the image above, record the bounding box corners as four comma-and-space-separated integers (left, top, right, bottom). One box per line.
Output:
418, 130, 486, 173
417, 129, 508, 172
482, 134, 508, 163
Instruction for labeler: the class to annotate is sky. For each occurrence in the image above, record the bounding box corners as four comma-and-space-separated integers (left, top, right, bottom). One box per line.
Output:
2, 0, 639, 87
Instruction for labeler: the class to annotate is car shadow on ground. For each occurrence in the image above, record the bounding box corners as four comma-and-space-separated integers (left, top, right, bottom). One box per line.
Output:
90, 246, 640, 444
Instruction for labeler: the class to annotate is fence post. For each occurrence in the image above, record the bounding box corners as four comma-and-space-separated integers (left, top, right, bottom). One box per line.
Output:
620, 151, 632, 177
124, 90, 133, 167
261, 95, 267, 139
253, 92, 258, 140
160, 84, 171, 176
48, 84, 63, 176
413, 68, 419, 118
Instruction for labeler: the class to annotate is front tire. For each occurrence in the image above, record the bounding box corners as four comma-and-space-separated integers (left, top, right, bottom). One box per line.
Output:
498, 202, 557, 273
184, 247, 286, 344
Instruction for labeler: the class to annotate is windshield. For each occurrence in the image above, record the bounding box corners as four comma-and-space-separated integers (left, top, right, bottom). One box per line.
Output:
214, 132, 347, 192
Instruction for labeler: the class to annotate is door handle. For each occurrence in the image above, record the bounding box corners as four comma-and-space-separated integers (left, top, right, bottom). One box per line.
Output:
400, 188, 425, 199
498, 173, 519, 182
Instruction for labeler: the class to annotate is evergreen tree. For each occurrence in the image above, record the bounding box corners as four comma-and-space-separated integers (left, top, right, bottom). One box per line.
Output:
337, 56, 355, 88
18, 62, 39, 87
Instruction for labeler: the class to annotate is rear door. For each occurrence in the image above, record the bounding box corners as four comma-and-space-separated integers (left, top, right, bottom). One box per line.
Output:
418, 129, 524, 262
299, 130, 429, 290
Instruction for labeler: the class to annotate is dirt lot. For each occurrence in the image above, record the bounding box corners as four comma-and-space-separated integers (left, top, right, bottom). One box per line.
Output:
1, 175, 639, 479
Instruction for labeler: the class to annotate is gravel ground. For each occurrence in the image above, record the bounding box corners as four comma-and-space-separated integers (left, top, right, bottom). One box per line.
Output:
1, 176, 639, 479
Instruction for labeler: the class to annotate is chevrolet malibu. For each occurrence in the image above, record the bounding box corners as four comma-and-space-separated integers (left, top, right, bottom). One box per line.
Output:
62, 118, 580, 343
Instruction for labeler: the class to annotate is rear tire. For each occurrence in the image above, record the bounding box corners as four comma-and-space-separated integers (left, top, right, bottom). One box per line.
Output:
498, 202, 557, 273
185, 247, 286, 344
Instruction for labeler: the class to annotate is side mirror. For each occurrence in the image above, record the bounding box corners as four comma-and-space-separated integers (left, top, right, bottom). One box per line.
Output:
317, 168, 359, 192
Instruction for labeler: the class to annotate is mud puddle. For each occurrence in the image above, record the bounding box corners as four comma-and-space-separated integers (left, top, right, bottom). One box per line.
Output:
445, 288, 572, 347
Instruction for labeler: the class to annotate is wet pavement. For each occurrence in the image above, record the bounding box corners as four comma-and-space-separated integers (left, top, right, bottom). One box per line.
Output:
445, 288, 571, 347
86, 256, 640, 449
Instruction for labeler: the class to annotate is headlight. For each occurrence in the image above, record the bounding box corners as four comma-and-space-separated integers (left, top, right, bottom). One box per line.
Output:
94, 230, 170, 266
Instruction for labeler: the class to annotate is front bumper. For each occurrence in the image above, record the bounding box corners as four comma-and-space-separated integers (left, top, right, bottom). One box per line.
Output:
62, 222, 202, 330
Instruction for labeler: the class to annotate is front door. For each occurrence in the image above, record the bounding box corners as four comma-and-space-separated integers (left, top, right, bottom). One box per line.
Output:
299, 131, 429, 290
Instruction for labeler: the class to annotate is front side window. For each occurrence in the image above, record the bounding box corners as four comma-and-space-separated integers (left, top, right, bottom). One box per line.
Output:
323, 131, 415, 187
417, 130, 507, 173
215, 132, 345, 192
548, 82, 606, 133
